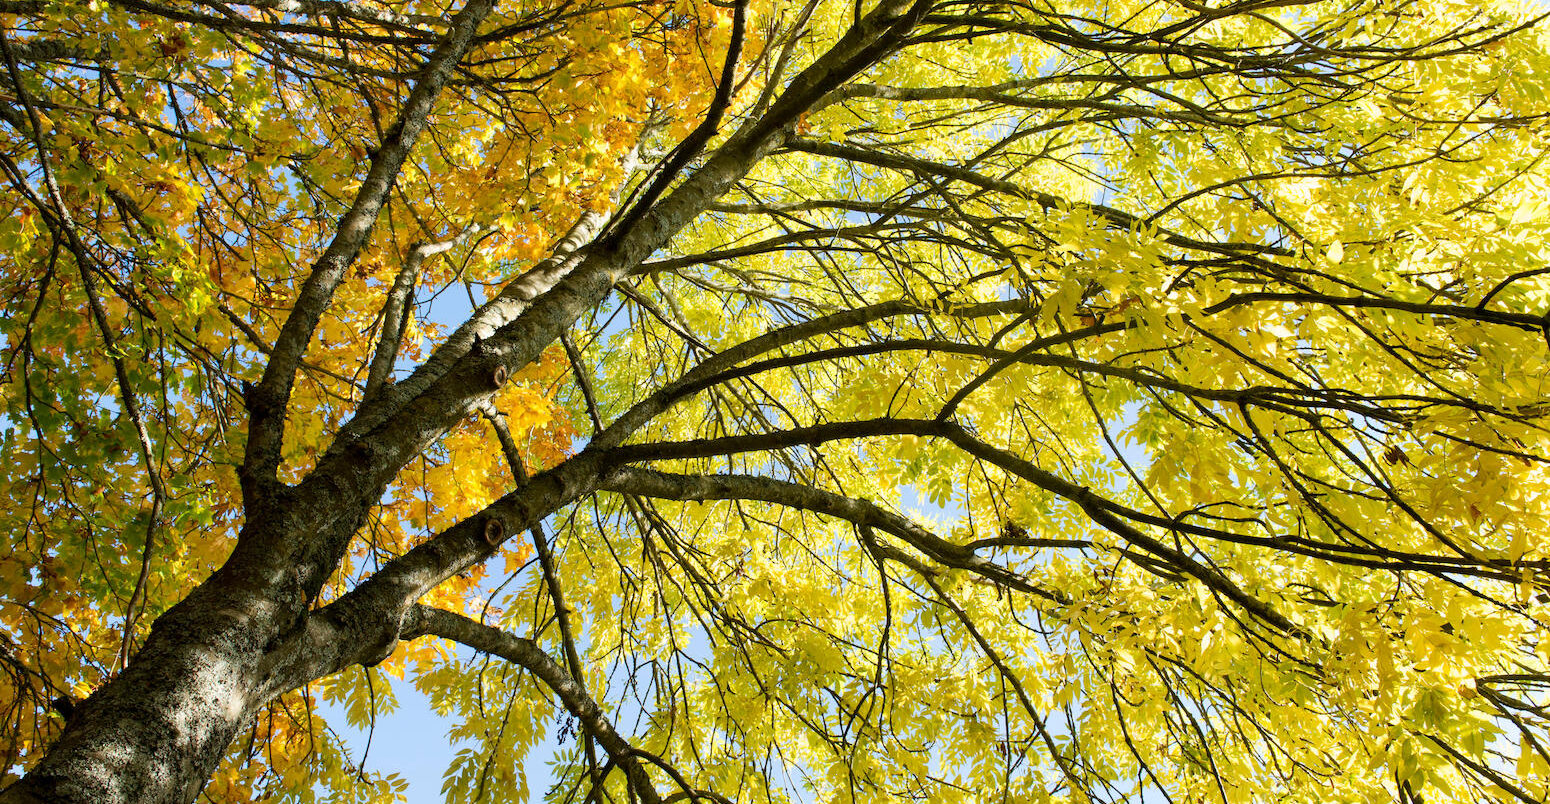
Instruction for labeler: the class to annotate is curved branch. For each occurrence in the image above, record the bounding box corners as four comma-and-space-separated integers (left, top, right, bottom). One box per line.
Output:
603, 466, 1073, 602
611, 418, 1307, 636
402, 606, 667, 804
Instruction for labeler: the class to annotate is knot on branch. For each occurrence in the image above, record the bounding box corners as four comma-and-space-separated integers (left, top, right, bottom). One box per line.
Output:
483, 515, 506, 547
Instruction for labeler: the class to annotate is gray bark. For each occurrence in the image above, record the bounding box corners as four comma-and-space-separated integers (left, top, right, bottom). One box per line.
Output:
2, 552, 292, 803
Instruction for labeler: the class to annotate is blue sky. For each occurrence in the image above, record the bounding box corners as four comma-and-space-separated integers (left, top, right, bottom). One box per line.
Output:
320, 680, 561, 802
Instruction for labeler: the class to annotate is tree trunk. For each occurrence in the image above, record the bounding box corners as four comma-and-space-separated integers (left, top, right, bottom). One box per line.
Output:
0, 552, 295, 804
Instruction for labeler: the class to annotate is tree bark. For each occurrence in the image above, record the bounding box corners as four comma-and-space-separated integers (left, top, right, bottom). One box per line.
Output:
0, 560, 288, 803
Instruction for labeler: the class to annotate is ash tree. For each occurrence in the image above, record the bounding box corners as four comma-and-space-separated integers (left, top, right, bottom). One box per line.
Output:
1, 0, 1550, 802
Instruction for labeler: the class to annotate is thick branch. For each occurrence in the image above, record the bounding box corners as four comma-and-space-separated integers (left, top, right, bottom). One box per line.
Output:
610, 418, 1306, 636
245, 0, 495, 490
603, 466, 1066, 600
363, 227, 483, 402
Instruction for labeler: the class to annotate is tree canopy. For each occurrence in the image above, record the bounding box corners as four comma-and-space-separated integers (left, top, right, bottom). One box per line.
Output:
3, 0, 1550, 801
